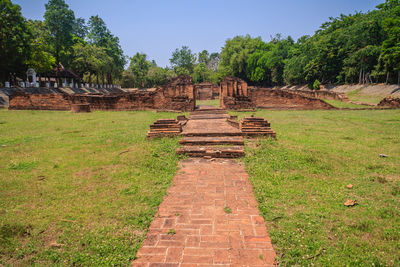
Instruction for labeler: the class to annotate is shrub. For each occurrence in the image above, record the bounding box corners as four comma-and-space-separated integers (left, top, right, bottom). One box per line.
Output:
313, 80, 321, 90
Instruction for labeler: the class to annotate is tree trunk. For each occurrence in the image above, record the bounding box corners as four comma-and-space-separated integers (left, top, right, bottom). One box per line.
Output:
359, 68, 362, 84
386, 72, 389, 84
398, 71, 400, 86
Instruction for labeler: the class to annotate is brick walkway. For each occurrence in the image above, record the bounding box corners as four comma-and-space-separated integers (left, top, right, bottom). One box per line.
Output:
133, 107, 276, 266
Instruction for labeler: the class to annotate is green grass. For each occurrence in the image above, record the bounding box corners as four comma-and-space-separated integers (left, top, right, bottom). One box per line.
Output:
0, 109, 181, 266
231, 109, 400, 266
324, 99, 378, 109
347, 89, 384, 104
196, 99, 220, 107
2, 108, 400, 266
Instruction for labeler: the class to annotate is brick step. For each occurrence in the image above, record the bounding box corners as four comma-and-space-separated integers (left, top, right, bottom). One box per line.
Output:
241, 128, 274, 132
150, 125, 181, 129
153, 119, 178, 124
176, 146, 245, 158
191, 110, 227, 115
189, 115, 230, 120
242, 132, 277, 138
181, 131, 243, 137
147, 131, 181, 137
179, 136, 244, 146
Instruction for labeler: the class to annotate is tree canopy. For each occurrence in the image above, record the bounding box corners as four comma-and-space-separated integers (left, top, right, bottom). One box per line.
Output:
1, 0, 400, 87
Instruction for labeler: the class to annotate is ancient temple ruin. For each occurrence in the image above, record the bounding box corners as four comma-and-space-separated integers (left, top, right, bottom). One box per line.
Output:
9, 75, 196, 111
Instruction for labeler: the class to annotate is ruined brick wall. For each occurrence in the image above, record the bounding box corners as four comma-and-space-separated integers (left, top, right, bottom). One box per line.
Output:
220, 77, 252, 109
68, 91, 157, 110
284, 89, 348, 101
9, 93, 71, 110
195, 82, 219, 100
8, 75, 196, 111
155, 75, 195, 111
248, 88, 335, 110
378, 97, 400, 108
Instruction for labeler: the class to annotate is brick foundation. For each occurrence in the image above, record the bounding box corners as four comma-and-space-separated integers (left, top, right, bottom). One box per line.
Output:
247, 88, 335, 110
378, 97, 400, 108
8, 75, 196, 112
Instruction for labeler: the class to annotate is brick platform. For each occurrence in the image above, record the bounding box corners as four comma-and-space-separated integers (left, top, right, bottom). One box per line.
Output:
132, 159, 276, 266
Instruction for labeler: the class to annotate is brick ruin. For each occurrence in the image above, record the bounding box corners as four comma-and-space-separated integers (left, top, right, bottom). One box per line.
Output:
219, 77, 334, 110
194, 82, 219, 100
285, 89, 348, 101
219, 76, 255, 110
378, 97, 400, 108
247, 87, 335, 110
7, 75, 340, 112
8, 75, 196, 111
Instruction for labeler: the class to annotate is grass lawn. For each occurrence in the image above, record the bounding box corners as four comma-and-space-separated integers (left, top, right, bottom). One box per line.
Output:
0, 109, 181, 266
347, 89, 385, 104
231, 109, 400, 266
324, 99, 378, 109
1, 108, 399, 266
196, 99, 220, 107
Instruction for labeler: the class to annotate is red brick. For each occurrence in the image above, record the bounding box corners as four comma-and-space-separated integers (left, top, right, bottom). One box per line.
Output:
182, 255, 213, 264
213, 249, 230, 264
165, 247, 183, 263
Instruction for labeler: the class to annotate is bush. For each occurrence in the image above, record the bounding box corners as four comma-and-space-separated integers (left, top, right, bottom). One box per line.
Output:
313, 80, 321, 90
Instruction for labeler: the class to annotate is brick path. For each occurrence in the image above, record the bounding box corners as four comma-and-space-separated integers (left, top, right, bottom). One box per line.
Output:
133, 107, 276, 266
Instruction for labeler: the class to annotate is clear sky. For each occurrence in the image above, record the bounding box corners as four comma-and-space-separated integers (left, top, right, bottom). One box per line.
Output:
13, 0, 384, 67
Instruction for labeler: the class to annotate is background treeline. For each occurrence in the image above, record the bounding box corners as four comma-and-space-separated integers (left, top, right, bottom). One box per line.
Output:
219, 0, 400, 87
1, 0, 399, 88
121, 47, 220, 88
124, 0, 400, 88
0, 0, 125, 85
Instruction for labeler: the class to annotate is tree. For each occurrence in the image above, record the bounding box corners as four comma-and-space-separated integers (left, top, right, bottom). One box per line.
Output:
129, 52, 151, 88
72, 42, 111, 85
27, 20, 55, 75
246, 36, 293, 86
44, 0, 75, 65
73, 18, 87, 39
0, 0, 32, 84
170, 46, 196, 74
192, 63, 212, 83
208, 52, 220, 71
219, 35, 262, 80
87, 15, 125, 84
379, 4, 400, 84
198, 50, 210, 65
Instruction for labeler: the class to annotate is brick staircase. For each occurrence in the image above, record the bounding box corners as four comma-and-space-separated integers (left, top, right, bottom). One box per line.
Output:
176, 107, 245, 158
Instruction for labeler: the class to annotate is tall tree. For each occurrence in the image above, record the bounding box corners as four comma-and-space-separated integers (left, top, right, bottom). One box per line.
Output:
87, 15, 125, 84
0, 0, 32, 84
44, 0, 75, 65
198, 50, 210, 65
379, 4, 400, 84
170, 46, 196, 74
27, 20, 55, 76
129, 52, 151, 88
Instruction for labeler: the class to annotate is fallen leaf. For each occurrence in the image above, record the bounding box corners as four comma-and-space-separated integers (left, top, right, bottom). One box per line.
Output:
346, 184, 353, 189
50, 242, 62, 248
344, 199, 357, 207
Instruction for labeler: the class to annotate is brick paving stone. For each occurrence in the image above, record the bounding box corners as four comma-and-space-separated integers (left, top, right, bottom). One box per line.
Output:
132, 108, 276, 266
132, 159, 276, 266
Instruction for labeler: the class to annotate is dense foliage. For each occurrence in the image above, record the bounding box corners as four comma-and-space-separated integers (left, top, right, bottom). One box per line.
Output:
219, 0, 400, 87
0, 0, 125, 85
1, 0, 399, 87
